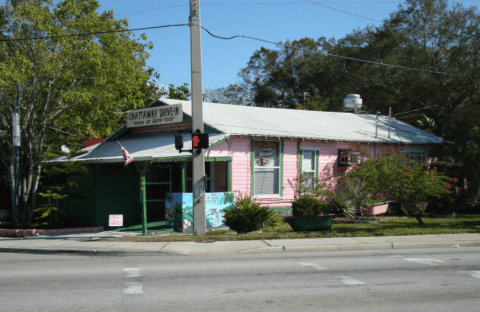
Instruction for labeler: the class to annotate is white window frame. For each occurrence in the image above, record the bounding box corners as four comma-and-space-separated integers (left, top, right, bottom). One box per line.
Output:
300, 146, 319, 193
253, 140, 282, 198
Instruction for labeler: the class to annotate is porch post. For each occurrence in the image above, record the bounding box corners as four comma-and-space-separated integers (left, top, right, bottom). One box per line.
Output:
226, 161, 232, 192
135, 163, 148, 235
141, 170, 147, 235
181, 162, 187, 193
251, 139, 255, 195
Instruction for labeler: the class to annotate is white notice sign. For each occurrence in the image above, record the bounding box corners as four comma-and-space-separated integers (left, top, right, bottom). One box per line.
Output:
127, 104, 182, 128
194, 181, 205, 198
109, 214, 123, 227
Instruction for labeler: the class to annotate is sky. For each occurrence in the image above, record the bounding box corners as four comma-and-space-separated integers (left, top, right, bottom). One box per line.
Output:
2, 0, 479, 92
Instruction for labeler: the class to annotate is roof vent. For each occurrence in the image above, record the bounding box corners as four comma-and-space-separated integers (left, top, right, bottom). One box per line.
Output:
343, 94, 362, 112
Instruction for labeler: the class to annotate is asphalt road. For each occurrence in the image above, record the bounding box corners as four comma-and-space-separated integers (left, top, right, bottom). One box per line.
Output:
1, 248, 480, 312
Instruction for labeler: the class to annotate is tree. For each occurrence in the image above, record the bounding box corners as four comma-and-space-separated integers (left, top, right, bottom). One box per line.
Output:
0, 0, 162, 221
328, 0, 480, 207
238, 38, 339, 109
330, 0, 480, 130
203, 82, 253, 106
234, 0, 479, 206
167, 83, 190, 100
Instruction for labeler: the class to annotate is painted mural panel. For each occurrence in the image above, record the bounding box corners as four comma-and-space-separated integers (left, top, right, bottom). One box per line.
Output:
165, 192, 235, 232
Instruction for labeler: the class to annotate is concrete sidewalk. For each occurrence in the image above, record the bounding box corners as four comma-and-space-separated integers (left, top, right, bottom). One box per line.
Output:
1, 231, 480, 256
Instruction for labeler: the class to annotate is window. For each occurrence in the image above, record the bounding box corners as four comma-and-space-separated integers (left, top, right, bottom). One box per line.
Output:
338, 149, 359, 167
302, 149, 317, 191
406, 152, 425, 162
145, 165, 171, 202
254, 141, 280, 196
401, 151, 426, 166
186, 162, 215, 193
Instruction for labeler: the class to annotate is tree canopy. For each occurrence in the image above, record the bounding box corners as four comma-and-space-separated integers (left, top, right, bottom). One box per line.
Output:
0, 0, 163, 220
208, 0, 479, 207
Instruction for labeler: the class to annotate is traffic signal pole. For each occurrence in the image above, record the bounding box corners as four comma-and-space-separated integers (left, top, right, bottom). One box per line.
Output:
189, 0, 206, 235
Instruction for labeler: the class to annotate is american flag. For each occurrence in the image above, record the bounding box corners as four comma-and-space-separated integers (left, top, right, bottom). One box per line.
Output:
118, 143, 134, 166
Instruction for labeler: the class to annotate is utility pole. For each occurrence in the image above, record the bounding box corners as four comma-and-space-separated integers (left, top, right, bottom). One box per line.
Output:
11, 85, 21, 224
189, 0, 206, 235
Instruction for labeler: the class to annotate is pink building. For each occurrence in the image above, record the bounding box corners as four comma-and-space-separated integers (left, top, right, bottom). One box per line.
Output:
46, 99, 443, 225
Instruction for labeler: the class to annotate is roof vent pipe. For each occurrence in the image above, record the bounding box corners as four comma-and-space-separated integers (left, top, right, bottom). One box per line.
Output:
375, 111, 380, 138
343, 94, 362, 113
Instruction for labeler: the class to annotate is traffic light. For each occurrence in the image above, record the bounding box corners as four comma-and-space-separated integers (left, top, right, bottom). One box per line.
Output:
175, 134, 183, 151
192, 133, 209, 149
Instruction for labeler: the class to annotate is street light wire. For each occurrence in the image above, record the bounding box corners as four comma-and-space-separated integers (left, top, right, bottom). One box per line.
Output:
393, 104, 442, 116
200, 26, 464, 77
0, 24, 189, 42
303, 0, 386, 23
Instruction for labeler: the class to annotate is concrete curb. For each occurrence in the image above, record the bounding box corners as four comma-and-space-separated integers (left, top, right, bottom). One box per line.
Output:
0, 247, 186, 257
1, 240, 479, 256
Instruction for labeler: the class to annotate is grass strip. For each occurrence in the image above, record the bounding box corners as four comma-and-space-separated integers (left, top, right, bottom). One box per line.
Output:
105, 214, 480, 243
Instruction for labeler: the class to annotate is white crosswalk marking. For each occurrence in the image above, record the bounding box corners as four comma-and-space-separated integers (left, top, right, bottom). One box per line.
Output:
123, 268, 141, 277
459, 271, 480, 279
337, 276, 365, 285
403, 258, 444, 266
123, 282, 144, 294
298, 262, 328, 270
123, 267, 143, 295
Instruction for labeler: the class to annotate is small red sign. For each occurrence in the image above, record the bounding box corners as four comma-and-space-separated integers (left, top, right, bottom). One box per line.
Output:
109, 214, 123, 227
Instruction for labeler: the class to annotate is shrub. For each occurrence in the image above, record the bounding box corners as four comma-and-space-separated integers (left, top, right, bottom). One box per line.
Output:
34, 190, 68, 227
265, 212, 285, 227
325, 189, 358, 218
224, 194, 275, 233
291, 195, 328, 218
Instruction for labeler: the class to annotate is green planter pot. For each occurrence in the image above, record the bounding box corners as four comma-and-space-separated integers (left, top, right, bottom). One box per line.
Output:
285, 216, 332, 231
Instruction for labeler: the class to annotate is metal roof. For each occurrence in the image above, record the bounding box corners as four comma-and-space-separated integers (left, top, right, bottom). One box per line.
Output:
44, 132, 229, 164
160, 99, 443, 144
44, 99, 441, 165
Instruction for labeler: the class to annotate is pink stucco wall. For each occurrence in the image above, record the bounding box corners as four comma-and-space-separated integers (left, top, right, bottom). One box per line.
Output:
205, 136, 431, 207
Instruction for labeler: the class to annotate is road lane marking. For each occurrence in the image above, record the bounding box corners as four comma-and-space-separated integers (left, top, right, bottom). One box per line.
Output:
123, 282, 144, 294
298, 262, 328, 270
337, 276, 365, 285
123, 267, 143, 295
403, 258, 444, 266
123, 268, 141, 277
459, 271, 480, 279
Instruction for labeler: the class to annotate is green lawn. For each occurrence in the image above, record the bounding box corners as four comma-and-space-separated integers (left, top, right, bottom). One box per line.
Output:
108, 214, 480, 243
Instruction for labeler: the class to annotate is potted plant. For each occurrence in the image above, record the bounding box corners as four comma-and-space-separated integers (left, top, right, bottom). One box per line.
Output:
340, 148, 452, 226
286, 195, 331, 231
364, 199, 390, 216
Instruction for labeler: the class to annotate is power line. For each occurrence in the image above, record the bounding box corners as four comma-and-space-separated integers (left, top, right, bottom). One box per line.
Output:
200, 26, 465, 77
303, 0, 386, 23
395, 113, 429, 120
393, 104, 442, 116
0, 22, 467, 77
0, 24, 188, 42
